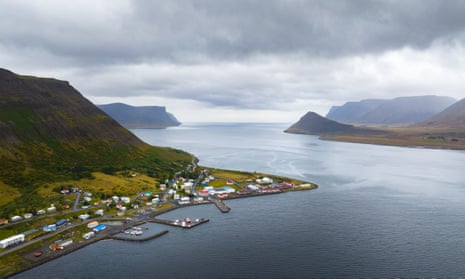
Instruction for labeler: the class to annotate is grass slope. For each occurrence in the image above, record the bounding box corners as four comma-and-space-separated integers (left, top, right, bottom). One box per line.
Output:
0, 69, 193, 216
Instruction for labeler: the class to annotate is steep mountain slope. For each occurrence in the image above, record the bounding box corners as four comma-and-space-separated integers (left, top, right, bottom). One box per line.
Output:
0, 68, 192, 210
326, 99, 384, 123
415, 98, 465, 128
327, 96, 456, 125
285, 111, 383, 135
98, 103, 180, 128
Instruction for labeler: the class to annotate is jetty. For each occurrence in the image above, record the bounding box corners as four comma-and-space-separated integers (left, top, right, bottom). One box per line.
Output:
109, 230, 169, 242
149, 217, 209, 229
210, 197, 231, 213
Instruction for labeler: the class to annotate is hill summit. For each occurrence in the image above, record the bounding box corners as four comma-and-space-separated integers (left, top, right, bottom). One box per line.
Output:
285, 111, 383, 135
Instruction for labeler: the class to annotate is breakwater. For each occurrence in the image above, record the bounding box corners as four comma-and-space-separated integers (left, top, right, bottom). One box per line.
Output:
109, 230, 169, 242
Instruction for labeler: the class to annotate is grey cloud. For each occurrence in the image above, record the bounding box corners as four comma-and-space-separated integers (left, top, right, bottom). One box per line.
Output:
1, 0, 465, 65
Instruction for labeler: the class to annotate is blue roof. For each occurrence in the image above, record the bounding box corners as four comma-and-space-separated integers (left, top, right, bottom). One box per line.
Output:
93, 224, 106, 231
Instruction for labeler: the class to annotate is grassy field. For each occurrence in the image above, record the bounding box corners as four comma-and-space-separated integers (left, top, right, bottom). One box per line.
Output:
207, 168, 310, 186
39, 172, 159, 199
323, 130, 465, 149
0, 182, 21, 207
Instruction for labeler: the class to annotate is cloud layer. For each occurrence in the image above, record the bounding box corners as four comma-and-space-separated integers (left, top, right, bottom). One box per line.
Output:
1, 0, 465, 122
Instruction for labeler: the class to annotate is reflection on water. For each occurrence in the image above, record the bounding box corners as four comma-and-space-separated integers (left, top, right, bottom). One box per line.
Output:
13, 123, 465, 278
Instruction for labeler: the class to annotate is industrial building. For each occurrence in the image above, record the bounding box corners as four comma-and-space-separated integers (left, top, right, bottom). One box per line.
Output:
0, 234, 25, 249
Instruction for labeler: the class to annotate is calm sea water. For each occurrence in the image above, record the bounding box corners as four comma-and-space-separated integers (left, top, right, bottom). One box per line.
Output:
14, 123, 465, 278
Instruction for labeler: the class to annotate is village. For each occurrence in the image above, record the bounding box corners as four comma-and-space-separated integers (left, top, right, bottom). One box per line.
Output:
0, 167, 316, 276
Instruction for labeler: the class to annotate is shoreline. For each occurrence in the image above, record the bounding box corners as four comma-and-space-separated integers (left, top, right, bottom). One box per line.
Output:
3, 184, 317, 278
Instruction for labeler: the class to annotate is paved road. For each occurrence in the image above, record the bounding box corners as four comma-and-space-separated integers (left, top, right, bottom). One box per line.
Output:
72, 192, 81, 211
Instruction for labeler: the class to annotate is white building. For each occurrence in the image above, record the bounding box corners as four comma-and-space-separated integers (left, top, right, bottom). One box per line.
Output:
256, 177, 273, 184
0, 234, 25, 248
79, 214, 90, 220
121, 197, 131, 204
83, 232, 95, 240
95, 209, 104, 216
47, 205, 56, 213
11, 216, 22, 222
23, 213, 33, 219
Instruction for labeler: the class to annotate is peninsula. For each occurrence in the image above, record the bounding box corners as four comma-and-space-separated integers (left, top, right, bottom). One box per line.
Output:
286, 97, 465, 150
0, 69, 317, 278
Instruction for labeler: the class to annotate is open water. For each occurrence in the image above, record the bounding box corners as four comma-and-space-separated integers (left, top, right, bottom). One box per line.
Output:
13, 123, 465, 278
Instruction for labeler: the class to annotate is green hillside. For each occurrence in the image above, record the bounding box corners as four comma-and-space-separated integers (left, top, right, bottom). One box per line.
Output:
0, 69, 192, 216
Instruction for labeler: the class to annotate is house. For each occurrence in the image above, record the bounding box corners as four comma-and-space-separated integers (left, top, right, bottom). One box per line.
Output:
256, 177, 273, 184
43, 224, 57, 232
198, 189, 209, 197
95, 209, 104, 216
182, 182, 193, 190
0, 218, 8, 225
36, 209, 46, 215
247, 184, 260, 191
11, 216, 22, 222
23, 213, 33, 219
93, 224, 106, 233
178, 197, 191, 205
55, 219, 67, 227
47, 204, 56, 213
83, 232, 95, 240
121, 197, 131, 204
226, 179, 234, 185
160, 184, 166, 191
79, 214, 90, 220
87, 221, 99, 229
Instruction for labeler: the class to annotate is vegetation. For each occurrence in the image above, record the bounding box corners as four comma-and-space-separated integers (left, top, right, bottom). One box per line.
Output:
0, 68, 193, 217
286, 110, 465, 150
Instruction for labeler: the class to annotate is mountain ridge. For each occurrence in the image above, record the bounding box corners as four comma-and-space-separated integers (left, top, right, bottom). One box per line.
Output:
327, 95, 456, 125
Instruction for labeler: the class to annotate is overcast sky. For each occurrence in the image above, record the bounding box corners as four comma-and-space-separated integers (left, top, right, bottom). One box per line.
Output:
1, 0, 465, 122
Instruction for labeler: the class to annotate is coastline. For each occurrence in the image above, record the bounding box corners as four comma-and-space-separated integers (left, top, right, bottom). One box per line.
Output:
284, 129, 465, 150
3, 182, 317, 278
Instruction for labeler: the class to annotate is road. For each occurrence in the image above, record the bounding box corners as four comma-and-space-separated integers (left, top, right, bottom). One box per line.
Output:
72, 192, 81, 211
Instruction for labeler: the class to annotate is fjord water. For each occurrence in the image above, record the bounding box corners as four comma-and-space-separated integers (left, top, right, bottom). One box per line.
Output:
15, 123, 465, 278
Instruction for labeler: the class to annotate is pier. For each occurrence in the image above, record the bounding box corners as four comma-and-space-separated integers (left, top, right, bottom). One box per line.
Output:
210, 197, 231, 213
109, 230, 169, 242
149, 218, 209, 229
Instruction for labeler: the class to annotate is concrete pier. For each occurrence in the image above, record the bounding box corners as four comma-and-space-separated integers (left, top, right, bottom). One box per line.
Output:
149, 218, 209, 229
109, 230, 169, 242
210, 197, 230, 213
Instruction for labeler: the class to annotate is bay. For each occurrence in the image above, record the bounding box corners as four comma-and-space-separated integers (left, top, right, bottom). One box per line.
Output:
13, 123, 465, 278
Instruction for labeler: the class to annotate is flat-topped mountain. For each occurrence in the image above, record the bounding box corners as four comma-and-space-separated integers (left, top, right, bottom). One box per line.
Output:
327, 95, 456, 125
98, 103, 180, 129
0, 68, 191, 211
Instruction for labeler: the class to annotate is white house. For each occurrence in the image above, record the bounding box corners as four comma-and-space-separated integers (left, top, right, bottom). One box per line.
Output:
11, 216, 22, 222
256, 177, 273, 184
79, 214, 90, 220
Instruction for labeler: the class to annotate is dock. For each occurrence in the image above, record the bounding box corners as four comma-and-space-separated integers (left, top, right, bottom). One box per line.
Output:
210, 197, 230, 213
109, 230, 169, 242
149, 218, 209, 229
